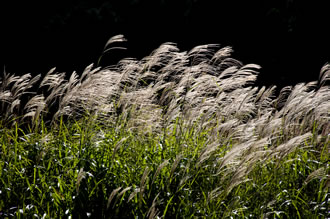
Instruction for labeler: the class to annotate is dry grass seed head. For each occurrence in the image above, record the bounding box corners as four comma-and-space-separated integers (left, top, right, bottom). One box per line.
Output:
319, 63, 330, 87
211, 46, 233, 65
112, 137, 129, 161
76, 168, 86, 194
127, 188, 141, 203
255, 85, 277, 115
196, 141, 220, 168
146, 193, 161, 219
151, 159, 170, 186
107, 187, 122, 209
188, 44, 219, 65
304, 167, 327, 185
23, 95, 46, 124
139, 166, 151, 206
170, 154, 183, 180
219, 136, 257, 170
272, 132, 312, 159
103, 34, 127, 51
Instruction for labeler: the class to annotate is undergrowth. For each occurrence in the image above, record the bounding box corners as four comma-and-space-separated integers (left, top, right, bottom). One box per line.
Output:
0, 115, 328, 218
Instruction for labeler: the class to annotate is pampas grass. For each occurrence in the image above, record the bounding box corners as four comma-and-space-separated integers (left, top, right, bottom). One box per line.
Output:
0, 35, 329, 218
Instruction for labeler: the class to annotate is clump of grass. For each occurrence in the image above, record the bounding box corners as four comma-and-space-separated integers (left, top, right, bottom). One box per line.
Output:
0, 35, 329, 218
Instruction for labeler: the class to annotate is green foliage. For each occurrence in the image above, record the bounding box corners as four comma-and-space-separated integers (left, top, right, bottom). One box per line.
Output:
0, 114, 328, 218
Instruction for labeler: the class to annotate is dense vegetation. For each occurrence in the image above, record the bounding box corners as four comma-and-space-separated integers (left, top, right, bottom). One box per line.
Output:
0, 36, 329, 218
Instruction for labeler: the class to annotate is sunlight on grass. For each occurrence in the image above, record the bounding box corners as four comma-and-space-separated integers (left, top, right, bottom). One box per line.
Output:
0, 35, 329, 218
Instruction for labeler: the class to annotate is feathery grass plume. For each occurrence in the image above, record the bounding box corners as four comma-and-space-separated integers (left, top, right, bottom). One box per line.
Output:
275, 85, 292, 110
107, 187, 122, 209
9, 99, 20, 114
55, 68, 121, 120
104, 34, 127, 49
40, 69, 64, 91
76, 168, 86, 194
271, 132, 312, 159
215, 119, 240, 140
234, 121, 258, 143
273, 82, 330, 138
254, 85, 277, 116
239, 137, 270, 162
63, 71, 79, 94
196, 140, 220, 168
210, 46, 233, 66
224, 165, 251, 195
151, 159, 170, 186
313, 86, 330, 127
0, 72, 41, 124
304, 167, 327, 185
233, 87, 258, 121
0, 71, 19, 90
219, 137, 270, 195
156, 51, 189, 85
220, 64, 260, 90
139, 166, 151, 207
0, 90, 11, 102
98, 34, 127, 66
112, 136, 129, 161
208, 186, 224, 203
188, 44, 219, 65
260, 117, 283, 139
80, 64, 95, 83
318, 63, 330, 87
115, 186, 132, 203
40, 70, 66, 109
213, 88, 255, 124
119, 92, 163, 134
219, 137, 257, 170
57, 65, 121, 120
255, 86, 266, 103
23, 95, 46, 127
143, 42, 179, 72
147, 193, 161, 219
152, 81, 176, 108
169, 154, 183, 181
139, 70, 158, 87
127, 187, 140, 203
117, 65, 140, 90
186, 73, 221, 100
252, 111, 275, 138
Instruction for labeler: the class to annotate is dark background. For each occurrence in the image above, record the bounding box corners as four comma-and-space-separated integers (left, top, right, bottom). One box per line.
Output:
2, 0, 330, 88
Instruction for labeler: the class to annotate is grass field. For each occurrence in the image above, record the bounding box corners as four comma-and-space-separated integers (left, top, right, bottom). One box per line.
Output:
0, 35, 329, 218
